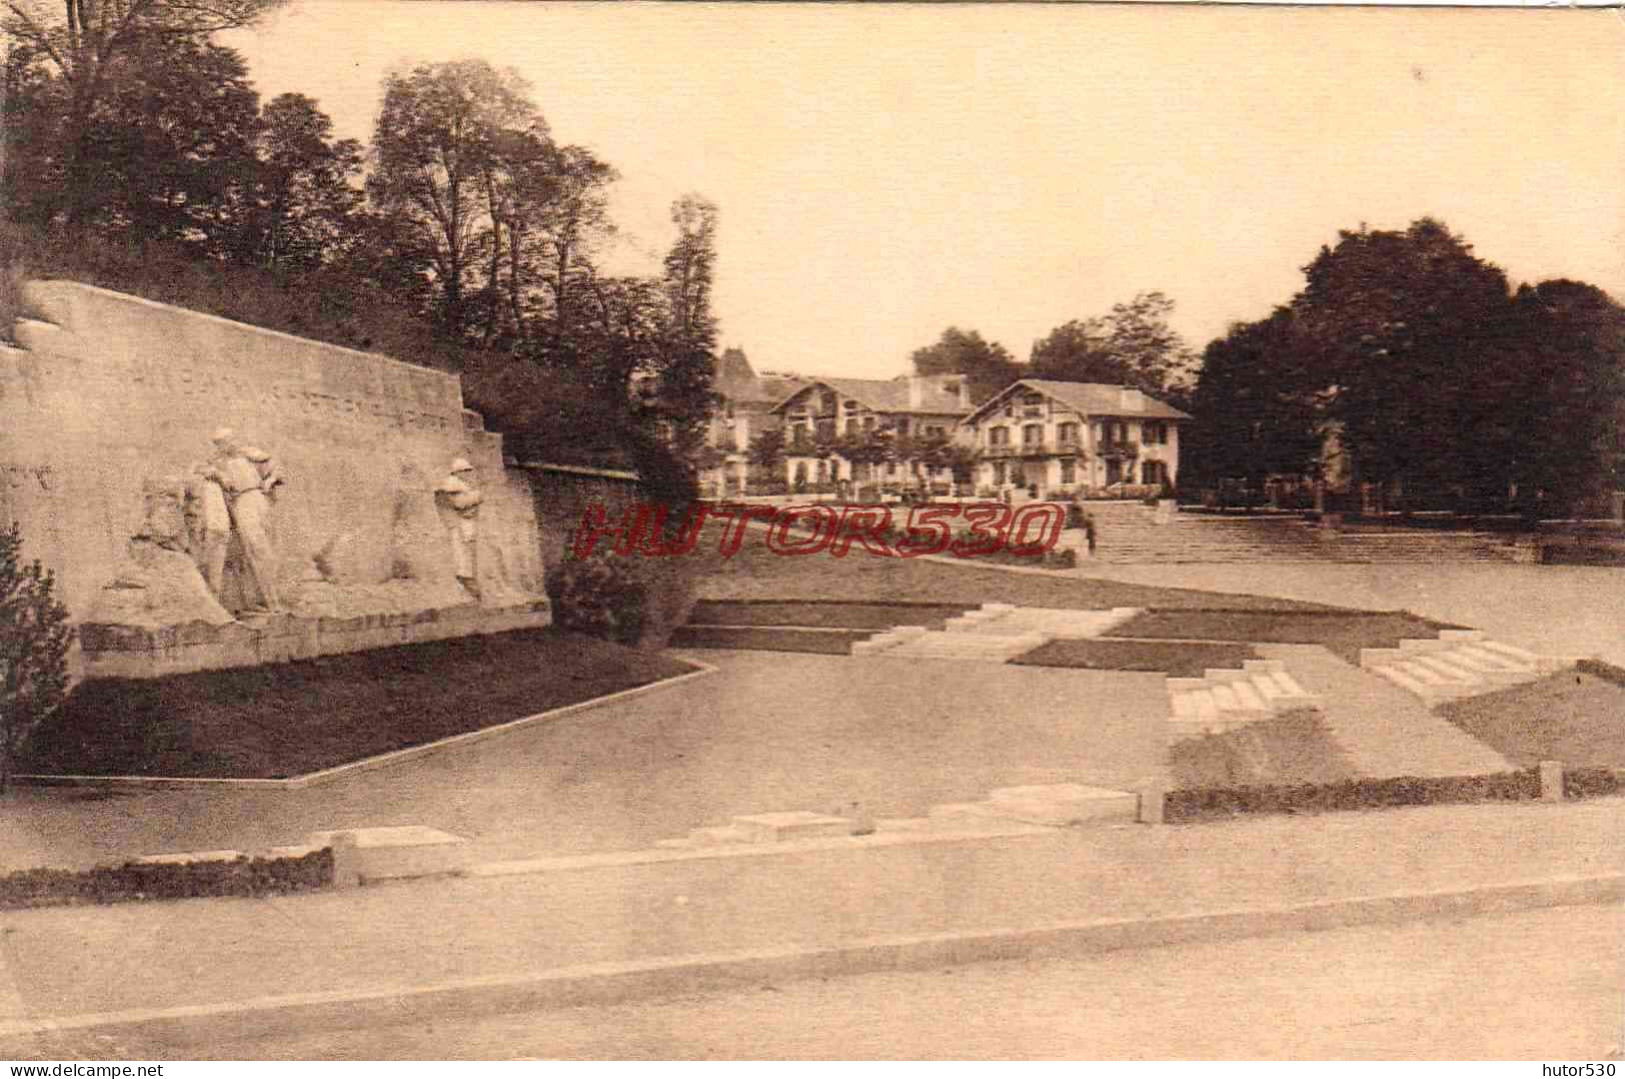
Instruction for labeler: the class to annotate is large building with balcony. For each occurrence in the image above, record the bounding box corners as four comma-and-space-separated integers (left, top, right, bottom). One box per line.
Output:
770, 374, 973, 493
959, 379, 1189, 497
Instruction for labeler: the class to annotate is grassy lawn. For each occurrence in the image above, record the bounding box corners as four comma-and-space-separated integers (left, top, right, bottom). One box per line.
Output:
1169, 710, 1358, 789
687, 519, 1341, 612
1012, 639, 1258, 677
668, 626, 873, 654
1435, 669, 1625, 768
685, 600, 972, 630
1110, 609, 1456, 665
21, 629, 697, 780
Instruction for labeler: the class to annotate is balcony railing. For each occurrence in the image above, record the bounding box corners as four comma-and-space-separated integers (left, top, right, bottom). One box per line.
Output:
982, 441, 1086, 458
1096, 439, 1140, 458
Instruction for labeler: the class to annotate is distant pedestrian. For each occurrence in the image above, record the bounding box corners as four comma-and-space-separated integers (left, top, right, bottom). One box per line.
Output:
1071, 491, 1097, 556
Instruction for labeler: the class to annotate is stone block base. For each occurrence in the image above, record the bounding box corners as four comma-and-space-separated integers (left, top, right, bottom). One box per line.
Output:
310, 825, 471, 884
731, 812, 858, 843
80, 599, 551, 679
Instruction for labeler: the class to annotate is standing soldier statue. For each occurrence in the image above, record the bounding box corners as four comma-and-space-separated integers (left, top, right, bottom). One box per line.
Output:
436, 458, 484, 601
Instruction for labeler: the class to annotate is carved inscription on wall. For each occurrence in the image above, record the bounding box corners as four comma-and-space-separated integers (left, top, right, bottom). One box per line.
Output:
0, 464, 55, 490
92, 356, 462, 436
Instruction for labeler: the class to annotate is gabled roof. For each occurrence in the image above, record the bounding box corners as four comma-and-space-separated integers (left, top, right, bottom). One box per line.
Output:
715, 348, 808, 406
770, 376, 970, 417
962, 379, 1192, 425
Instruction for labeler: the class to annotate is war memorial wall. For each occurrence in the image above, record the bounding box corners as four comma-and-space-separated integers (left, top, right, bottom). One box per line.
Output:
0, 281, 551, 678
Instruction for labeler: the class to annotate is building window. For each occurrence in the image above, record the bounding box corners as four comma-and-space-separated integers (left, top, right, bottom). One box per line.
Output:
1058, 422, 1079, 445
863, 415, 875, 431
989, 426, 1009, 446
1060, 458, 1076, 484
1023, 424, 1043, 446
993, 462, 1006, 485
792, 426, 808, 448
846, 418, 859, 437
886, 460, 897, 477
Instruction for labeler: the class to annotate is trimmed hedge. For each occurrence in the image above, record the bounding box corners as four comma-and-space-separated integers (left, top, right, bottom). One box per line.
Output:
1166, 770, 1539, 823
1166, 765, 1625, 823
0, 849, 333, 911
1564, 765, 1625, 800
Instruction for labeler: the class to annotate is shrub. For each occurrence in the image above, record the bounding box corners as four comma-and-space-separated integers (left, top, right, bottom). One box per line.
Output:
546, 549, 648, 646
0, 849, 333, 911
1563, 766, 1624, 800
1165, 769, 1542, 823
545, 546, 694, 649
0, 523, 74, 794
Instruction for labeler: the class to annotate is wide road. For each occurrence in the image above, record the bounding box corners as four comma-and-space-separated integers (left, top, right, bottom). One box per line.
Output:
76, 903, 1625, 1060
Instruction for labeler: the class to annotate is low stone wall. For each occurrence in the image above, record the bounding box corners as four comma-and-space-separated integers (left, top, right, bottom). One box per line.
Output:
1, 281, 552, 676
520, 462, 644, 571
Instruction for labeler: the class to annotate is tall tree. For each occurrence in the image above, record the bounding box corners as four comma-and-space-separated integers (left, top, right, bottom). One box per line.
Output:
1494, 280, 1625, 515
366, 59, 544, 337
909, 327, 1020, 405
1032, 292, 1197, 395
1028, 317, 1116, 383
533, 144, 616, 340
231, 92, 364, 275
639, 193, 720, 458
1292, 218, 1512, 504
1, 0, 285, 227
1100, 291, 1198, 394
3, 33, 262, 250
1184, 309, 1323, 491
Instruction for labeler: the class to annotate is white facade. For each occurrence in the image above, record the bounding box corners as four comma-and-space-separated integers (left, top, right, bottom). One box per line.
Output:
963, 382, 1187, 498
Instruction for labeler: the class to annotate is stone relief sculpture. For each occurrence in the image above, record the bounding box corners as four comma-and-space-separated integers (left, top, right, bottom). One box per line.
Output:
193, 428, 283, 613
86, 475, 234, 629
435, 457, 484, 601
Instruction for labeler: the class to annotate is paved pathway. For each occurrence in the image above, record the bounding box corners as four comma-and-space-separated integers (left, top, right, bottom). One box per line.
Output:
142, 905, 1625, 1060
1258, 644, 1512, 778
2, 798, 1620, 1057
1083, 561, 1625, 668
0, 651, 1168, 871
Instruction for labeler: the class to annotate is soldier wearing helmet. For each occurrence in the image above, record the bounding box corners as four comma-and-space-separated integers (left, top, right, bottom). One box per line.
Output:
435, 457, 484, 600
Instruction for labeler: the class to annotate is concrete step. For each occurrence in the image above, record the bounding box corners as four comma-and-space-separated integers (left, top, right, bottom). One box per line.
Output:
1166, 662, 1323, 737
1361, 631, 1569, 704
984, 783, 1137, 826
883, 630, 1049, 662
1408, 654, 1485, 686
731, 812, 857, 843
1370, 662, 1461, 704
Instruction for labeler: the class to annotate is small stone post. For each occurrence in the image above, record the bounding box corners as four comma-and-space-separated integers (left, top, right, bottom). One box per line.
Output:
329, 830, 363, 888
1539, 760, 1564, 803
1137, 783, 1166, 825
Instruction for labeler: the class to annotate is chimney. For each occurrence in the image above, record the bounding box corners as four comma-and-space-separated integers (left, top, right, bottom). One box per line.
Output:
946, 377, 970, 409
1120, 386, 1144, 412
908, 375, 924, 409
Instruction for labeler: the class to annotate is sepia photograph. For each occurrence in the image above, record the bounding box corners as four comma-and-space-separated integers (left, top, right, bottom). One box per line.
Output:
0, 0, 1621, 1062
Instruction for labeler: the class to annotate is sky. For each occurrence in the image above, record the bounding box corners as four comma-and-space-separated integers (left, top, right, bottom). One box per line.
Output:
224, 2, 1624, 381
